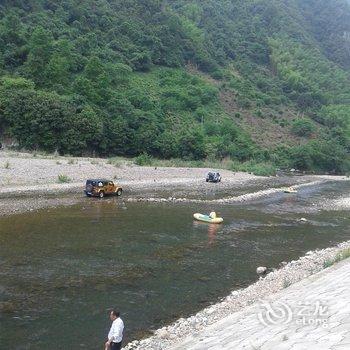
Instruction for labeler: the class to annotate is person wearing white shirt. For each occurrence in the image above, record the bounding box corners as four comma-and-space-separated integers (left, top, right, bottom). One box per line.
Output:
105, 310, 124, 350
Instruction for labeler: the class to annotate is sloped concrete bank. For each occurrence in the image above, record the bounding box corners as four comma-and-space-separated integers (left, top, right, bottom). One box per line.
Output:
124, 241, 350, 350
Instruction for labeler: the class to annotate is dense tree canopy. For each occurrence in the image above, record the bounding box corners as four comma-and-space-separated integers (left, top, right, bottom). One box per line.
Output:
0, 0, 349, 172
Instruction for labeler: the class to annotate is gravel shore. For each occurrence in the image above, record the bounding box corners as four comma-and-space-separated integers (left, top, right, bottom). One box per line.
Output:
0, 151, 257, 216
1, 151, 347, 216
0, 151, 257, 189
124, 241, 350, 350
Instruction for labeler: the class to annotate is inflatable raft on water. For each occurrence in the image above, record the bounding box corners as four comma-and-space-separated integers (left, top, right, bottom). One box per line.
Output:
193, 212, 223, 224
284, 187, 298, 194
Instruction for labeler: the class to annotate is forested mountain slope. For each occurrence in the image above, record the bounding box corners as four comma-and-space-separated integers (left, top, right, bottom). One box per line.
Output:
0, 0, 349, 173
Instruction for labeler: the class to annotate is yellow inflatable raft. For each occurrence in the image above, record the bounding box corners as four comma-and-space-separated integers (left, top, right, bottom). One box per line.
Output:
284, 187, 298, 194
193, 212, 223, 224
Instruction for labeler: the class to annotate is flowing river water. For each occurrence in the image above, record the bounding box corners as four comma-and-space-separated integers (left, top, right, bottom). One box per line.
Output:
0, 180, 349, 349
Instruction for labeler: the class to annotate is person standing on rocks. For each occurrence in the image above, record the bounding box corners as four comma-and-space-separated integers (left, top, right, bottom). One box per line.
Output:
105, 310, 124, 350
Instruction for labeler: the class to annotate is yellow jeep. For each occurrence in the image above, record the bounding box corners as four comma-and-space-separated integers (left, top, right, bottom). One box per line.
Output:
84, 179, 122, 198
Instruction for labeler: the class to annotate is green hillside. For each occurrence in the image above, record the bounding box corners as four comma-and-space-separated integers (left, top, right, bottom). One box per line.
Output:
0, 0, 349, 173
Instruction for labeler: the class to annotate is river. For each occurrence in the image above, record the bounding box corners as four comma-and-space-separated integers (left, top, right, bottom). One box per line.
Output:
0, 180, 349, 349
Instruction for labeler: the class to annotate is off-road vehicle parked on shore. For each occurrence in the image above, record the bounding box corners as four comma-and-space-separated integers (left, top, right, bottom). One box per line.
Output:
84, 179, 122, 198
206, 172, 221, 183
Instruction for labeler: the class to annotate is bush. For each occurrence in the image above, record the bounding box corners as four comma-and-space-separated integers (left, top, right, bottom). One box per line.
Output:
249, 163, 276, 176
254, 109, 264, 118
211, 69, 224, 80
237, 97, 251, 109
291, 118, 315, 137
134, 153, 153, 166
230, 161, 276, 176
57, 174, 71, 183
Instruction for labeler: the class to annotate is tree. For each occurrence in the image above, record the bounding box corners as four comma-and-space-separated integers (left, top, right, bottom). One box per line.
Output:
179, 126, 206, 160
24, 27, 53, 85
130, 51, 152, 71
45, 53, 70, 87
103, 116, 130, 155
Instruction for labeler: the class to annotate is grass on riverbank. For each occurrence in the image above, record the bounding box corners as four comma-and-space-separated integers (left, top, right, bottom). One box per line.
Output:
57, 174, 71, 183
131, 154, 277, 176
323, 248, 350, 268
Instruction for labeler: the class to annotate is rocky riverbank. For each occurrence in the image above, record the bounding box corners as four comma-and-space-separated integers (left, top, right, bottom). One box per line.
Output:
124, 241, 350, 350
1, 151, 348, 217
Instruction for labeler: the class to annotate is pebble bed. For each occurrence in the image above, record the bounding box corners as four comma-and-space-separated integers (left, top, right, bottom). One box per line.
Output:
126, 180, 323, 204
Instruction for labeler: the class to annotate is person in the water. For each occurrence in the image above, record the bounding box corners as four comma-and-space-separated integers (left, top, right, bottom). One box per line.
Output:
209, 211, 217, 219
105, 310, 124, 350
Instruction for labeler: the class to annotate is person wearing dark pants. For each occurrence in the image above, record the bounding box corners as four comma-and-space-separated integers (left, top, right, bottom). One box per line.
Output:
110, 341, 122, 350
104, 310, 124, 350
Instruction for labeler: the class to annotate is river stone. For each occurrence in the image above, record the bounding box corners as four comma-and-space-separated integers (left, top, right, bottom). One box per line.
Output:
206, 308, 215, 315
156, 328, 169, 339
257, 266, 267, 274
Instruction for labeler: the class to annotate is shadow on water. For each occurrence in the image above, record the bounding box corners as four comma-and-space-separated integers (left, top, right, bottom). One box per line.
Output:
0, 181, 349, 349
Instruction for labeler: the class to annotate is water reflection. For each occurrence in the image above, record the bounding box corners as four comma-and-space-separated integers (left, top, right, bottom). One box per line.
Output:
193, 220, 220, 245
207, 224, 219, 245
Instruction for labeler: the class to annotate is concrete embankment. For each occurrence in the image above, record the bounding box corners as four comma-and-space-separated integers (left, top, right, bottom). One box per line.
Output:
169, 256, 350, 350
124, 241, 350, 350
